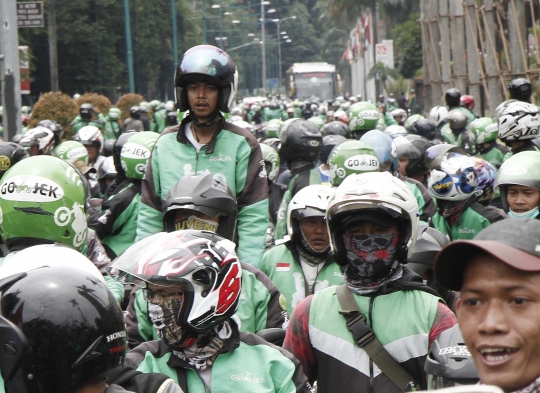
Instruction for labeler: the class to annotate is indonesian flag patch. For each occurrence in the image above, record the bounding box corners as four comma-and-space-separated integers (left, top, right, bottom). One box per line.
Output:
276, 262, 290, 272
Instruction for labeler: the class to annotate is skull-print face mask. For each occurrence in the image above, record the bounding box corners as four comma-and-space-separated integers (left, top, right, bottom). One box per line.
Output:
342, 232, 399, 288
148, 298, 184, 348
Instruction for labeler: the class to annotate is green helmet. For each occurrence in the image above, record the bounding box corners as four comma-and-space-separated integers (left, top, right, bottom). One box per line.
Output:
307, 116, 325, 130
266, 119, 282, 138
328, 140, 380, 186
0, 156, 87, 251
108, 107, 122, 121
404, 114, 424, 129
120, 131, 159, 180
52, 141, 89, 164
469, 117, 497, 144
260, 143, 280, 182
494, 151, 540, 212
348, 102, 380, 136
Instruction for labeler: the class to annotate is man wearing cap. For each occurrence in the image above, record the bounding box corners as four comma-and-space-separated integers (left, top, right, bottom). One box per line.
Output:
436, 218, 540, 393
284, 172, 456, 392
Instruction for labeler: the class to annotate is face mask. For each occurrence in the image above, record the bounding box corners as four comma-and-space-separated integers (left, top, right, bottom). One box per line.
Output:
175, 215, 219, 233
148, 298, 185, 348
508, 206, 540, 219
342, 232, 399, 288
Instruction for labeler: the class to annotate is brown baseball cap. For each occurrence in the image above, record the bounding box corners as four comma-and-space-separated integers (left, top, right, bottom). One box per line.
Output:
435, 218, 540, 291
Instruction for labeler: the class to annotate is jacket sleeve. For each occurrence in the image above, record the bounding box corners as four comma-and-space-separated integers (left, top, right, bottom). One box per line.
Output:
240, 263, 286, 332
85, 229, 112, 274
136, 143, 165, 242
283, 295, 318, 385
235, 138, 269, 268
125, 288, 156, 349
274, 185, 293, 240
89, 184, 136, 240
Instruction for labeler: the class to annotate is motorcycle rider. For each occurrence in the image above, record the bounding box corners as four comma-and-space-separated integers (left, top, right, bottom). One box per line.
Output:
123, 106, 145, 132
284, 172, 456, 392
469, 117, 509, 169
73, 125, 106, 171
71, 103, 106, 133
498, 101, 540, 155
135, 45, 268, 268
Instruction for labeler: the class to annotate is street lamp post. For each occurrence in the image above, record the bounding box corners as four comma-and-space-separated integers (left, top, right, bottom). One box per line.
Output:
261, 0, 266, 95
269, 16, 296, 92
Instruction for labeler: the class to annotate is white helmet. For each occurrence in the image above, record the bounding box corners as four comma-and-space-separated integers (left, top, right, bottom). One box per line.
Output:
429, 106, 449, 126
390, 108, 408, 123
231, 107, 243, 116
164, 100, 175, 112
73, 125, 105, 152
19, 126, 56, 155
326, 172, 419, 265
427, 153, 478, 201
232, 120, 253, 133
287, 184, 334, 242
0, 244, 105, 283
494, 99, 518, 119
384, 124, 408, 139
497, 101, 540, 141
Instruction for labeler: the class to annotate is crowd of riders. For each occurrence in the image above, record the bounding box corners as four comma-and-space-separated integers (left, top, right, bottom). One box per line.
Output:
0, 44, 540, 393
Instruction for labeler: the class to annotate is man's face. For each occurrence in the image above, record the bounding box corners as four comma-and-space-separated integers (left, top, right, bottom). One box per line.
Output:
457, 254, 540, 392
85, 145, 98, 163
187, 82, 219, 121
299, 216, 329, 252
397, 156, 409, 177
507, 185, 540, 213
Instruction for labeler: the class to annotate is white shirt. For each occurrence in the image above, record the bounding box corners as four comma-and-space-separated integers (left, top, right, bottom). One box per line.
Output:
185, 122, 206, 153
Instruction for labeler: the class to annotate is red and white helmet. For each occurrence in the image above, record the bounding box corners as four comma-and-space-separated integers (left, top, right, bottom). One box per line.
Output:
460, 95, 475, 111
109, 230, 242, 334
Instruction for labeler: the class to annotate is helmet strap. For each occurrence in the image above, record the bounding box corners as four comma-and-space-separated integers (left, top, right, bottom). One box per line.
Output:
191, 109, 221, 128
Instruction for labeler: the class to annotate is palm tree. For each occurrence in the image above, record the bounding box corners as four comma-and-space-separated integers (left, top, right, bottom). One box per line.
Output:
367, 61, 399, 94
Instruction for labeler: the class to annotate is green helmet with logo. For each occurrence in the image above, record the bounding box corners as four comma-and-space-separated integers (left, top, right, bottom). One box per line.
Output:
120, 131, 159, 180
348, 102, 380, 136
307, 116, 325, 130
108, 107, 122, 121
328, 140, 380, 186
469, 117, 497, 144
0, 156, 87, 251
260, 143, 280, 182
266, 119, 282, 138
52, 141, 89, 164
494, 151, 540, 212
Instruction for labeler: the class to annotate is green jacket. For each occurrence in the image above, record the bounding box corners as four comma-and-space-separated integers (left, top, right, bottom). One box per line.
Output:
124, 262, 286, 349
103, 116, 122, 140
89, 180, 141, 258
151, 109, 167, 134
397, 173, 436, 224
135, 115, 269, 268
476, 141, 510, 169
274, 166, 322, 240
122, 325, 310, 393
431, 201, 507, 240
260, 242, 344, 317
71, 116, 106, 132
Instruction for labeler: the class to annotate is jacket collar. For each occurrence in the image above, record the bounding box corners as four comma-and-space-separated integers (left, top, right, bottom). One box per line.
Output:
176, 114, 225, 154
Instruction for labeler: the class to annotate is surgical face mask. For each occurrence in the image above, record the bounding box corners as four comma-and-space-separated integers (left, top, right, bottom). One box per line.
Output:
175, 215, 219, 232
508, 206, 540, 219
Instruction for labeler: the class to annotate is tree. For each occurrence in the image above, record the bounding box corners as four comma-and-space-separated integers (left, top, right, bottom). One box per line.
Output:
367, 61, 399, 93
390, 12, 422, 79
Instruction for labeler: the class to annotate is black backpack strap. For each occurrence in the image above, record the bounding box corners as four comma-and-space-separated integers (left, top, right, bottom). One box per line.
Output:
336, 284, 420, 392
175, 367, 188, 393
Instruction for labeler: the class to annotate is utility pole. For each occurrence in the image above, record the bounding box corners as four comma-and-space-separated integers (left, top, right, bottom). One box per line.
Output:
450, 0, 467, 93
47, 0, 59, 91
465, 0, 480, 103
484, 0, 503, 115
0, 0, 22, 140
123, 0, 135, 92
508, 0, 526, 77
439, 0, 451, 94
171, 0, 178, 66
261, 0, 266, 95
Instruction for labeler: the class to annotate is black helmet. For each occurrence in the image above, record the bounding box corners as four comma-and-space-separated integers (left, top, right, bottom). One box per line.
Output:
113, 131, 137, 176
508, 78, 533, 102
10, 134, 23, 144
445, 110, 468, 131
0, 142, 30, 177
175, 45, 237, 113
279, 119, 322, 165
98, 156, 118, 194
408, 119, 437, 140
445, 88, 461, 108
37, 119, 64, 145
321, 121, 351, 139
393, 134, 434, 177
130, 106, 141, 119
162, 173, 237, 241
0, 266, 126, 393
166, 111, 179, 127
79, 103, 94, 120
320, 135, 346, 164
407, 224, 449, 276
103, 139, 116, 157
425, 324, 479, 389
